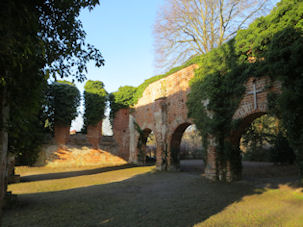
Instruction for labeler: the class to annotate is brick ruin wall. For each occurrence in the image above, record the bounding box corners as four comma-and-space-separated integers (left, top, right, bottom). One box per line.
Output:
46, 66, 282, 178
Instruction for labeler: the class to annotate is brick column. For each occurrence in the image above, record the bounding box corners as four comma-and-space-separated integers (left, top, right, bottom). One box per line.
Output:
54, 125, 70, 145
204, 135, 217, 181
153, 97, 168, 171
113, 108, 130, 160
87, 120, 103, 149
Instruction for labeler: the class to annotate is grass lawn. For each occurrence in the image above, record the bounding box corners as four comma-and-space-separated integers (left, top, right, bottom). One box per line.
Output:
3, 161, 303, 227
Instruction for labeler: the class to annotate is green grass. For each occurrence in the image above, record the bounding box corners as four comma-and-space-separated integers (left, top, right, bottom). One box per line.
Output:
3, 162, 303, 227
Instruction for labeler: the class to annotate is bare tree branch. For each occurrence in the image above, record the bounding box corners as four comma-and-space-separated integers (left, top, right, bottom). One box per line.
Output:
154, 0, 275, 71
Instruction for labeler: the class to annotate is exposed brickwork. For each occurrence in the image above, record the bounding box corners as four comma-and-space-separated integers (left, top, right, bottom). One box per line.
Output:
50, 66, 282, 181
54, 125, 70, 145
233, 77, 281, 120
112, 108, 130, 160
87, 120, 102, 149
129, 65, 197, 170
112, 66, 282, 181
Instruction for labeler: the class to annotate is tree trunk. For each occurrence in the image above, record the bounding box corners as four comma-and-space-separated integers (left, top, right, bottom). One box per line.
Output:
0, 88, 9, 223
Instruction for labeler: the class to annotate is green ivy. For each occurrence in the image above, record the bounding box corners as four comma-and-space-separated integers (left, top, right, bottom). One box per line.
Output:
109, 86, 137, 125
187, 0, 303, 180
82, 80, 107, 131
108, 0, 303, 180
47, 81, 80, 130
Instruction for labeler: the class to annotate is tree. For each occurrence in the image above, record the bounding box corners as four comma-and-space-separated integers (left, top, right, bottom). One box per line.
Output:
0, 0, 104, 220
154, 0, 275, 69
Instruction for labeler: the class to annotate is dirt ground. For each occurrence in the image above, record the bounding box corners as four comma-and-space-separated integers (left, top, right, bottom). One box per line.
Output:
3, 160, 302, 227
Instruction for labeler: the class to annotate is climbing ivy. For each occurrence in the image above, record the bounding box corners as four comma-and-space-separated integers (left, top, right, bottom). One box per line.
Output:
46, 81, 80, 130
109, 86, 137, 125
108, 0, 303, 180
83, 80, 107, 131
187, 0, 303, 180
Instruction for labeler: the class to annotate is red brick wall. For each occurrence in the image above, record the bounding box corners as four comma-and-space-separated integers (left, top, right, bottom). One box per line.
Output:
113, 108, 130, 160
87, 120, 103, 149
54, 125, 70, 145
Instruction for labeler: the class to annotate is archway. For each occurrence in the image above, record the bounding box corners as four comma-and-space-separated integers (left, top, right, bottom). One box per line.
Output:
231, 113, 297, 179
137, 128, 157, 164
169, 123, 203, 171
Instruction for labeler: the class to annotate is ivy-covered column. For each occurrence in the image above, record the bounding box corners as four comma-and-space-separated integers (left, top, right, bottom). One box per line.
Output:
48, 81, 80, 146
83, 80, 107, 149
153, 97, 168, 171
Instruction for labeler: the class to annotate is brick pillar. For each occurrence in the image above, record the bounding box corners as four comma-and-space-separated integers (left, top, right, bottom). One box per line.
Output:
153, 97, 168, 171
54, 125, 70, 145
87, 120, 102, 149
113, 108, 130, 160
204, 135, 217, 181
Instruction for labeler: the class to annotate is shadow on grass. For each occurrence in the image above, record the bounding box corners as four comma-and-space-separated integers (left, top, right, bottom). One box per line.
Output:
21, 164, 137, 182
4, 162, 301, 227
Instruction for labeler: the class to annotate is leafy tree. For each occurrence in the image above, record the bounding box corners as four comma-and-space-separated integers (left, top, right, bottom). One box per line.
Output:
0, 0, 104, 217
83, 80, 107, 131
154, 0, 275, 69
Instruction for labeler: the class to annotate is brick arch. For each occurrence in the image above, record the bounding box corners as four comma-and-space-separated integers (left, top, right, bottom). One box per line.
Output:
233, 77, 281, 121
168, 122, 192, 170
136, 127, 156, 164
112, 65, 282, 181
230, 112, 267, 146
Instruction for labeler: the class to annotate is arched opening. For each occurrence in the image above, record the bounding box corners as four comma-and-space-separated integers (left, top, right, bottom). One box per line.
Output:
137, 128, 157, 164
170, 123, 203, 172
233, 113, 297, 179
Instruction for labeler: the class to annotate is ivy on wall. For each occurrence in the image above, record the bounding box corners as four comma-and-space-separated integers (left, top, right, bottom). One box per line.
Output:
109, 86, 137, 125
108, 0, 303, 180
83, 80, 107, 131
187, 0, 303, 180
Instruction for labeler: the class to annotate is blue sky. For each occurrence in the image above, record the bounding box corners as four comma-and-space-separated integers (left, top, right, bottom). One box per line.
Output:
72, 0, 164, 131
77, 0, 164, 93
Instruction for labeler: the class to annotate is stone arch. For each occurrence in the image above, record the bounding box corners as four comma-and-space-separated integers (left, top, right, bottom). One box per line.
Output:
136, 127, 158, 164
168, 122, 192, 170
227, 111, 269, 181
